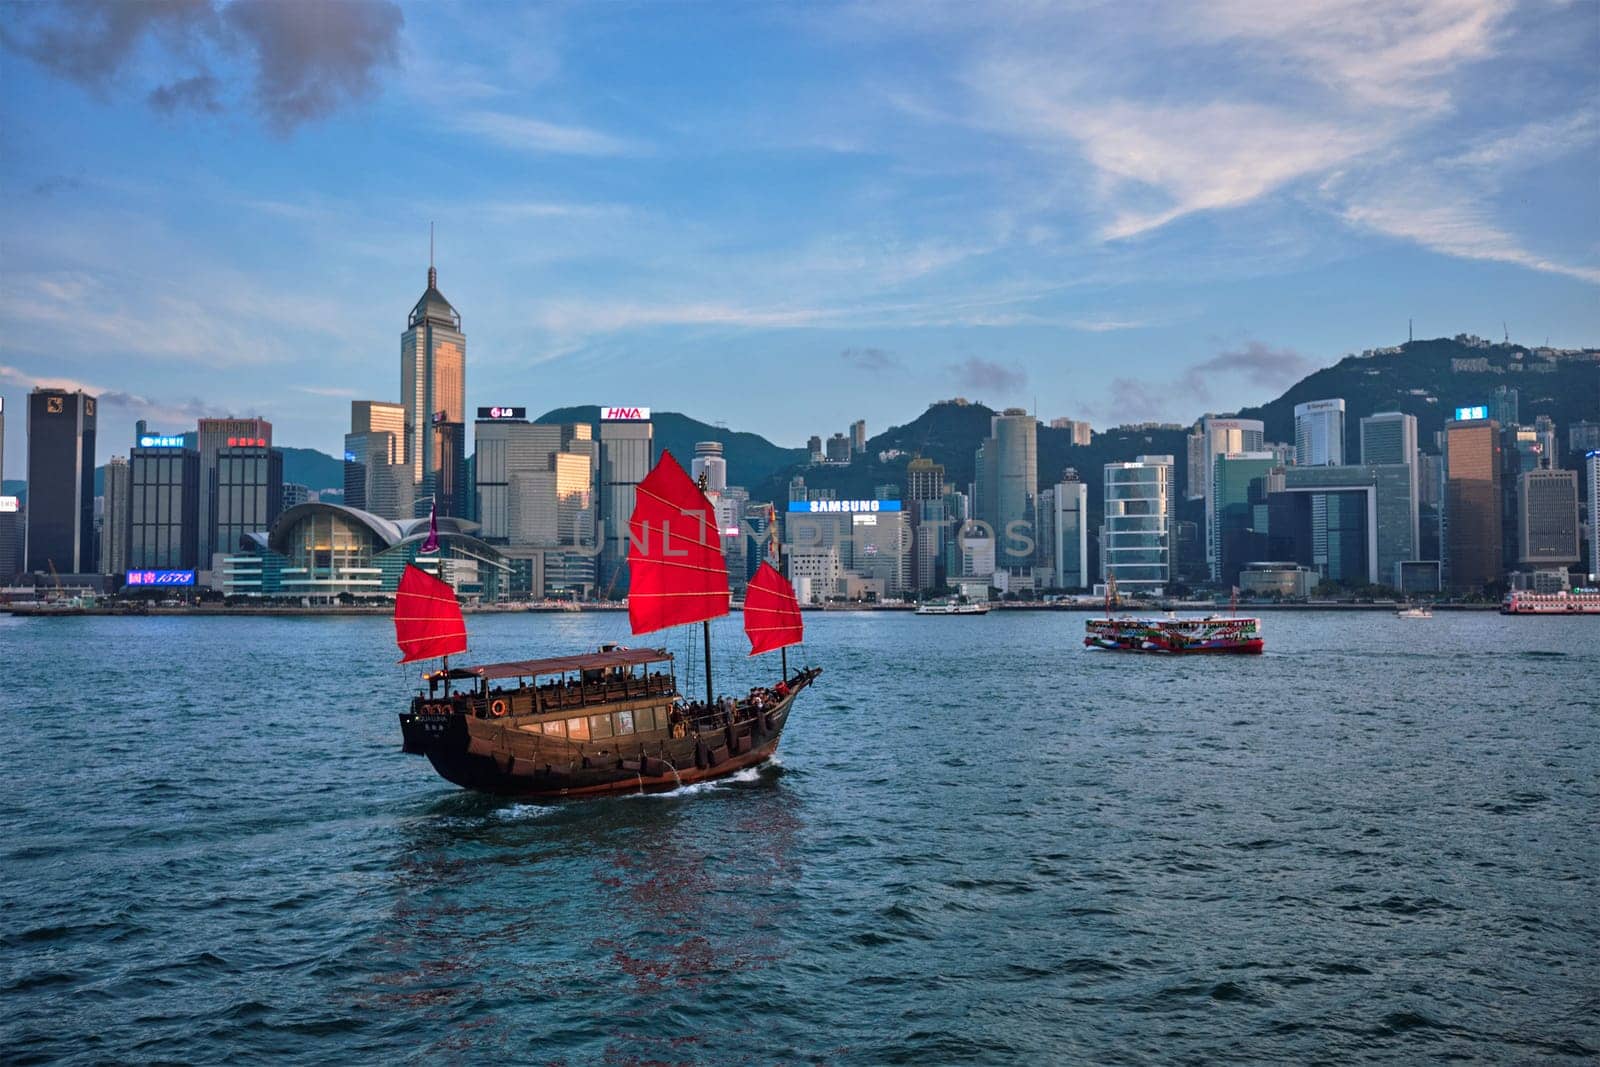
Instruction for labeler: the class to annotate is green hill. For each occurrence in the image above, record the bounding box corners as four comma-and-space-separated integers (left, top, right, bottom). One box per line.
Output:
535, 405, 807, 489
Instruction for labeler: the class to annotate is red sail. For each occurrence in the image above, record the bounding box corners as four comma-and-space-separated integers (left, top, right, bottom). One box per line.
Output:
743, 561, 803, 656
627, 450, 730, 635
394, 564, 468, 663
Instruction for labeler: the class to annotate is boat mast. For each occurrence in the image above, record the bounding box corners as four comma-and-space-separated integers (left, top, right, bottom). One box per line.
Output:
698, 470, 716, 707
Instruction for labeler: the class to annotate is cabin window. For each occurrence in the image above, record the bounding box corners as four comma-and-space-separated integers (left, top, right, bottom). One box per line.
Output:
542, 719, 565, 736
566, 717, 589, 740
643, 706, 666, 731
614, 710, 635, 736
589, 714, 614, 739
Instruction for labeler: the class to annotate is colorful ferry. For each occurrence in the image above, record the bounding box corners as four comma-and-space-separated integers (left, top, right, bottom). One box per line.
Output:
1084, 579, 1264, 654
1500, 589, 1600, 615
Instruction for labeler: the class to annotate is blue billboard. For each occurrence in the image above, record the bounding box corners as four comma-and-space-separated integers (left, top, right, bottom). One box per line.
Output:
1455, 405, 1488, 421
124, 570, 196, 587
138, 434, 185, 448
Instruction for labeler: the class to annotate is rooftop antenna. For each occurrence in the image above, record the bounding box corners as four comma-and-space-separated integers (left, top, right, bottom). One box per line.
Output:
1503, 321, 1509, 344
1408, 318, 1413, 343
428, 222, 436, 288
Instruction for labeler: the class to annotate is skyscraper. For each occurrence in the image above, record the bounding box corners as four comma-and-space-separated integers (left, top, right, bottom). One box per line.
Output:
1294, 399, 1345, 466
1051, 472, 1089, 590
1201, 417, 1265, 578
196, 416, 272, 567
691, 440, 728, 493
1491, 385, 1519, 429
1587, 451, 1600, 579
1443, 415, 1503, 591
1102, 455, 1174, 595
905, 456, 946, 592
977, 408, 1037, 575
1361, 411, 1421, 569
599, 407, 653, 597
129, 441, 200, 569
0, 395, 6, 485
1050, 418, 1092, 445
1213, 452, 1278, 586
1517, 467, 1579, 569
101, 456, 130, 577
211, 445, 284, 559
345, 401, 411, 520
25, 388, 98, 574
850, 419, 867, 455
401, 257, 466, 517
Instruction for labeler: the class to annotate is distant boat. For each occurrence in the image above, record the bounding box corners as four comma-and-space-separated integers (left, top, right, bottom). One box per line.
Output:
1500, 590, 1600, 615
915, 598, 989, 616
1084, 578, 1263, 654
395, 451, 819, 797
1396, 605, 1433, 618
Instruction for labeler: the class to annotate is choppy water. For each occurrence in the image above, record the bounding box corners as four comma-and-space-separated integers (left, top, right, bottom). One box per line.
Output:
2, 610, 1597, 1064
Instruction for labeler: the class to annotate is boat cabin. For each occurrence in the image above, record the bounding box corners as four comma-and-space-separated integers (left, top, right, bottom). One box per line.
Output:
420, 647, 679, 732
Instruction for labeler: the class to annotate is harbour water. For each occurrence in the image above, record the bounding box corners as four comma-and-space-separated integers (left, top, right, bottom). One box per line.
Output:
3, 611, 1596, 1063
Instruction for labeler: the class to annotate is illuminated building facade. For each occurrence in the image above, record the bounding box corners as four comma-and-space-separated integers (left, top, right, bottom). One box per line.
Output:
401, 262, 466, 517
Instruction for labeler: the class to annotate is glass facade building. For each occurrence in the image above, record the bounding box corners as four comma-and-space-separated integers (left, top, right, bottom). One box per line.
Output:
1213, 452, 1278, 587
1201, 418, 1265, 578
975, 408, 1037, 575
1051, 476, 1089, 590
401, 265, 467, 517
101, 456, 130, 576
1283, 464, 1418, 587
1102, 455, 1174, 595
344, 400, 408, 518
211, 446, 284, 559
1443, 418, 1503, 591
598, 415, 653, 597
195, 417, 272, 567
129, 445, 201, 569
26, 389, 98, 574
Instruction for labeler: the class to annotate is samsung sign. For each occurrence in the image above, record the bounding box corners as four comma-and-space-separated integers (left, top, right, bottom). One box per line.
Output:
788, 499, 902, 513
125, 569, 196, 587
139, 434, 185, 448
1455, 405, 1489, 421
601, 406, 650, 421
477, 406, 526, 420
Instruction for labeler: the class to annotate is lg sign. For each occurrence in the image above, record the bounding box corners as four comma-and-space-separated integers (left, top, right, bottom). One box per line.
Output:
476, 406, 526, 420
601, 406, 650, 421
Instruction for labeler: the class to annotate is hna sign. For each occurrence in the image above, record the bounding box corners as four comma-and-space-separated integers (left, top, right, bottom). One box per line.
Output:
601, 406, 650, 421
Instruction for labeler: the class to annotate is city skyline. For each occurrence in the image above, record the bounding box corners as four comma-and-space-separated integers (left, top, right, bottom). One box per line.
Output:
3, 1, 1598, 471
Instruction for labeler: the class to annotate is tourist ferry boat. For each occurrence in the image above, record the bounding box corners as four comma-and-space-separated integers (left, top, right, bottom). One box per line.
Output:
915, 598, 989, 616
396, 453, 819, 797
1396, 605, 1434, 619
1083, 579, 1264, 654
1500, 589, 1600, 615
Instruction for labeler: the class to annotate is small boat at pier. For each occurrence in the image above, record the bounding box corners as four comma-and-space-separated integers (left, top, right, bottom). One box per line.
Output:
1396, 605, 1433, 618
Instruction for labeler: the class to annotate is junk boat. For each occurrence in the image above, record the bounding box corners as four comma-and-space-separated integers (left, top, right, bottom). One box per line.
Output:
1084, 578, 1263, 654
1500, 589, 1600, 615
396, 453, 819, 797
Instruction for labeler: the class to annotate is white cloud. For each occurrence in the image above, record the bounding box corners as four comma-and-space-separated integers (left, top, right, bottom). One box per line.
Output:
1336, 177, 1600, 284
1448, 109, 1600, 171
454, 110, 637, 156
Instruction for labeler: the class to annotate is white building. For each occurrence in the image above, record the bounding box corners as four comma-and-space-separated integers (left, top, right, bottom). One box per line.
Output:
1103, 455, 1174, 595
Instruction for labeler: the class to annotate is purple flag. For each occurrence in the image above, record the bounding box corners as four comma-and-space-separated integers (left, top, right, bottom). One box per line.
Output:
422, 497, 439, 553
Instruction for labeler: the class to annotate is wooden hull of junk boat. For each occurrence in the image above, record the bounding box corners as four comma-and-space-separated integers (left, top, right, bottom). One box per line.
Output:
400, 672, 816, 798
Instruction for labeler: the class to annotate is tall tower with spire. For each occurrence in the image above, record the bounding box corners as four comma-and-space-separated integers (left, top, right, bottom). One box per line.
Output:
401, 230, 467, 517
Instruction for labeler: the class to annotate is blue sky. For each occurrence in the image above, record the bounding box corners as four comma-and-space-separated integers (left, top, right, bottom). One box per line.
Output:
2, 0, 1596, 469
